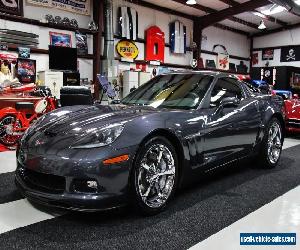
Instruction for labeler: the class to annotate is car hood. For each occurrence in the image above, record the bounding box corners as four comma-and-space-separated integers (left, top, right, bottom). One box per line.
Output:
33, 104, 160, 136
285, 99, 300, 119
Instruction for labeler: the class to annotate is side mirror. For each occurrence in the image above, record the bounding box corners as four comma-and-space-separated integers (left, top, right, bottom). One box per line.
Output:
219, 97, 240, 108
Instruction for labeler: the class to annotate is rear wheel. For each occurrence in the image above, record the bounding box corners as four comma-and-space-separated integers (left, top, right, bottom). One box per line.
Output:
131, 136, 178, 215
258, 117, 283, 168
0, 115, 22, 146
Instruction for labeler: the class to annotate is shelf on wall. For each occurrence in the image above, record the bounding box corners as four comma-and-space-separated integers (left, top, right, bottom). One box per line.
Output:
117, 58, 249, 75
0, 13, 99, 35
201, 50, 250, 61
197, 67, 249, 75
6, 45, 95, 60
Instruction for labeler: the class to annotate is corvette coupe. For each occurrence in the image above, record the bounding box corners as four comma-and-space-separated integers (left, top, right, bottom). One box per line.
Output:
15, 72, 285, 215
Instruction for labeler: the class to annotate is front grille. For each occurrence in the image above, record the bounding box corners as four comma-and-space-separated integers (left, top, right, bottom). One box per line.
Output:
287, 119, 300, 128
19, 168, 66, 194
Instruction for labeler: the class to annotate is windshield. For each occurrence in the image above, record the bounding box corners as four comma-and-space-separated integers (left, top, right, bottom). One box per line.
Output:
121, 74, 213, 109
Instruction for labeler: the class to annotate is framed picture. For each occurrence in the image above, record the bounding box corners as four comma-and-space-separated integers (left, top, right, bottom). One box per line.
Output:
18, 47, 31, 59
49, 32, 72, 48
17, 58, 36, 84
262, 49, 274, 61
0, 0, 23, 16
75, 32, 88, 55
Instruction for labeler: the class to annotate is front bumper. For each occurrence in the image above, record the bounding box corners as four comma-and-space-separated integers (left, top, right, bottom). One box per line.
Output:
15, 173, 127, 212
15, 145, 138, 212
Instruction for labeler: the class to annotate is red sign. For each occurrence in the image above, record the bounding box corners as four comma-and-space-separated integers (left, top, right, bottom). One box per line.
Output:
252, 52, 259, 66
145, 26, 165, 63
136, 63, 147, 72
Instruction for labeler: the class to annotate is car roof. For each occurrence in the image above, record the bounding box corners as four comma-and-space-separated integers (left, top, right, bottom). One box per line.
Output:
162, 70, 237, 78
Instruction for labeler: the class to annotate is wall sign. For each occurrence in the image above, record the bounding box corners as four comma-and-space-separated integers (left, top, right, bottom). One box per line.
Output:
217, 53, 229, 70
145, 26, 165, 63
116, 40, 139, 60
281, 46, 300, 62
18, 47, 30, 58
252, 52, 258, 66
136, 63, 146, 72
262, 49, 274, 60
118, 6, 138, 41
0, 0, 23, 16
76, 32, 88, 56
27, 0, 90, 16
49, 32, 72, 47
170, 21, 186, 54
0, 43, 8, 51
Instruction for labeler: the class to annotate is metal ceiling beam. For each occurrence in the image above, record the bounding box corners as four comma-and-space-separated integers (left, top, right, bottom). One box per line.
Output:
126, 0, 194, 20
198, 0, 271, 28
213, 23, 250, 36
125, 0, 249, 36
218, 0, 288, 26
173, 0, 258, 30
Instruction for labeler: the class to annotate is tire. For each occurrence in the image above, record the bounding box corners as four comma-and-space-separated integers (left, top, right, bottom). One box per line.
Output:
131, 136, 179, 216
0, 115, 22, 147
258, 117, 283, 168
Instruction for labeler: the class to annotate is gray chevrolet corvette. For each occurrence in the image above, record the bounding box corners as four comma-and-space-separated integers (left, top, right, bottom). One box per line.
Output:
16, 72, 285, 215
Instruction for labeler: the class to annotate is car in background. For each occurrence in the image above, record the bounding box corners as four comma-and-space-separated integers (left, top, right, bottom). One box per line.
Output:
235, 75, 270, 94
16, 72, 285, 215
273, 90, 300, 133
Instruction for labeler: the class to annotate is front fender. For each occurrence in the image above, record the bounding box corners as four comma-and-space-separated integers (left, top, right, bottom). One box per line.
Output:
256, 96, 285, 147
0, 107, 18, 119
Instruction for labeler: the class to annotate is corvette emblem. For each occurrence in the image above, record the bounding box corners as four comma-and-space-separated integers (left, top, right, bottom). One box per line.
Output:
35, 139, 46, 146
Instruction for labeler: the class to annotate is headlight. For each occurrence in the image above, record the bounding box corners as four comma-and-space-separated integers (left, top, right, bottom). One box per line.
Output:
71, 124, 124, 149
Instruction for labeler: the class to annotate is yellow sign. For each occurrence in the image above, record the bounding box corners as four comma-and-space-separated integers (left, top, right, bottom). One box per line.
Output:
116, 40, 139, 60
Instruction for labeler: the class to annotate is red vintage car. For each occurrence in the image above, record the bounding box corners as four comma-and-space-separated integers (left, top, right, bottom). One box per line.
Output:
273, 90, 300, 133
0, 84, 57, 146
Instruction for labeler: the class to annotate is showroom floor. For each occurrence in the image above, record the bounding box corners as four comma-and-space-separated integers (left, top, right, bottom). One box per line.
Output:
0, 136, 299, 250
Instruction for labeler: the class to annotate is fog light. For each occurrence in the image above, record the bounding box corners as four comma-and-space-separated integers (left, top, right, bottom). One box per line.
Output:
87, 180, 97, 189
73, 179, 99, 193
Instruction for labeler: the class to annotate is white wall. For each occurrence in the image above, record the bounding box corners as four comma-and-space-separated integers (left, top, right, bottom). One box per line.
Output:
112, 0, 194, 66
0, 1, 94, 80
253, 27, 300, 68
201, 26, 251, 71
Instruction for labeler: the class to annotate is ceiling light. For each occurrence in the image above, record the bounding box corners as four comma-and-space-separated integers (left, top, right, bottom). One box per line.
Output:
186, 0, 197, 5
258, 20, 266, 30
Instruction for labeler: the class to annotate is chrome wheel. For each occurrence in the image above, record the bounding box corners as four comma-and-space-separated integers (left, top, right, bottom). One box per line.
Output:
267, 121, 282, 164
137, 143, 176, 209
0, 116, 22, 146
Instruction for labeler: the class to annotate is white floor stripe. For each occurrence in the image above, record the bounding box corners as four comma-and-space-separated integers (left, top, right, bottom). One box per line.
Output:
189, 186, 300, 250
0, 199, 56, 234
0, 151, 17, 174
283, 138, 300, 150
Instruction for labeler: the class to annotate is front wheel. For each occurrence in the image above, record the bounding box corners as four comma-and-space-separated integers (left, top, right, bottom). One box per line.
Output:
131, 136, 178, 215
0, 115, 22, 146
258, 117, 283, 168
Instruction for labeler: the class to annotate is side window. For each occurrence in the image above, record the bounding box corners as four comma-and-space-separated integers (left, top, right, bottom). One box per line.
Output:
210, 78, 243, 107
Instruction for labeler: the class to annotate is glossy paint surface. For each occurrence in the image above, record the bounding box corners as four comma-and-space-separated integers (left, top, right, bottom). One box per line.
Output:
15, 72, 285, 211
284, 98, 300, 132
